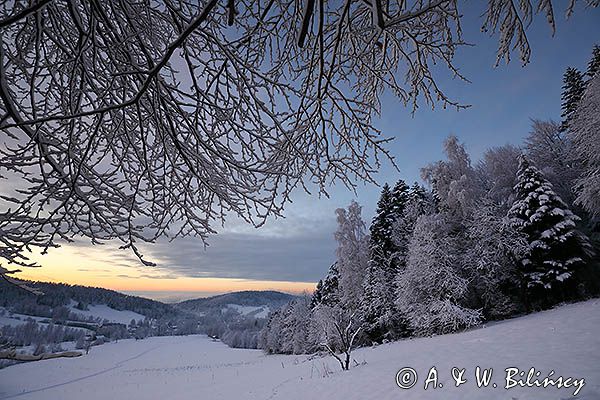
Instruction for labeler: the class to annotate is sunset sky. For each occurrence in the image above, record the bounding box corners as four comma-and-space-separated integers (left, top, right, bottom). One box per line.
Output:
11, 4, 600, 302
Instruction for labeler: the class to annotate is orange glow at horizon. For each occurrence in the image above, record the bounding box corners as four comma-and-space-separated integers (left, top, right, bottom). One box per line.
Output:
14, 243, 316, 296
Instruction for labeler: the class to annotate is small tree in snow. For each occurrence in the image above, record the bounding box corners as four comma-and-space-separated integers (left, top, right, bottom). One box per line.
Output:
509, 155, 592, 308
313, 305, 362, 371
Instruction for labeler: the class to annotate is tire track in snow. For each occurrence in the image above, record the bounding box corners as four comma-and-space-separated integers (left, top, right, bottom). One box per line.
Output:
0, 343, 164, 399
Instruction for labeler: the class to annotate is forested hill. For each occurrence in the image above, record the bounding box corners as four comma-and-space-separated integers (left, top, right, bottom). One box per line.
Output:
0, 279, 179, 320
177, 290, 295, 314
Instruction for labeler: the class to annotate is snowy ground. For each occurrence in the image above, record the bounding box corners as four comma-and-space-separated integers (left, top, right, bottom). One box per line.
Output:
0, 299, 598, 400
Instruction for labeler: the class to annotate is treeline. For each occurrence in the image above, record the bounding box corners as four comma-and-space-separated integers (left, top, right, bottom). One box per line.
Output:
0, 279, 177, 320
259, 45, 600, 357
1, 319, 85, 349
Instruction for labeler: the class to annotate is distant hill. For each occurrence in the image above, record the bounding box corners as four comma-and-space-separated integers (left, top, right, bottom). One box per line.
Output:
176, 291, 297, 348
177, 290, 296, 315
0, 278, 180, 322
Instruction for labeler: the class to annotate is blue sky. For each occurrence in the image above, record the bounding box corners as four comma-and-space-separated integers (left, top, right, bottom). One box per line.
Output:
19, 3, 600, 298
151, 3, 600, 285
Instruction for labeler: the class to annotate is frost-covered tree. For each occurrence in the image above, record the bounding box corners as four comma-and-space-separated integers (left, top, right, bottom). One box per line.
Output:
463, 199, 528, 318
525, 119, 580, 205
277, 296, 311, 354
259, 309, 284, 354
359, 247, 408, 342
422, 136, 481, 224
570, 74, 600, 218
405, 183, 431, 223
396, 214, 481, 336
366, 179, 411, 270
477, 144, 521, 207
390, 180, 411, 224
561, 67, 587, 131
0, 0, 595, 274
360, 260, 392, 343
509, 155, 592, 308
334, 201, 369, 310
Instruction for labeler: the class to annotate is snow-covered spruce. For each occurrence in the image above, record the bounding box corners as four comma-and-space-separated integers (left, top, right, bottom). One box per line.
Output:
509, 155, 592, 307
359, 181, 410, 343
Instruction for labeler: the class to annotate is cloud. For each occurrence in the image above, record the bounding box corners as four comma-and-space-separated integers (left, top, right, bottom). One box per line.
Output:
116, 273, 179, 280
60, 208, 340, 283
77, 268, 112, 273
141, 228, 337, 282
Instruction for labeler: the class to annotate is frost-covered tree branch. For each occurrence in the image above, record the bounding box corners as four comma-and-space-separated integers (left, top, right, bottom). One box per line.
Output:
0, 0, 594, 267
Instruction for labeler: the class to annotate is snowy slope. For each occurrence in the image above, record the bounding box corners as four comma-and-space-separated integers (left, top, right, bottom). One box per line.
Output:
67, 301, 145, 324
0, 299, 598, 400
223, 304, 270, 319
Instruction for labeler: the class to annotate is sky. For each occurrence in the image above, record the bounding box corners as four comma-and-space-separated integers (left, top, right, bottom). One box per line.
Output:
12, 3, 600, 302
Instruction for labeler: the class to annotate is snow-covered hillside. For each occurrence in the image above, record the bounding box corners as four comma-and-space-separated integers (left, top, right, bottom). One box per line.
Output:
223, 304, 270, 319
67, 301, 144, 324
0, 299, 598, 400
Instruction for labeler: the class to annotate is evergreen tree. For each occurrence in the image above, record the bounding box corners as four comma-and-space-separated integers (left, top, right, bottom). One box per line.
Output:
405, 183, 431, 224
389, 180, 411, 269
509, 155, 592, 308
587, 45, 600, 79
390, 180, 410, 224
360, 184, 395, 342
360, 180, 411, 342
368, 184, 395, 264
360, 258, 397, 342
561, 67, 586, 131
310, 280, 324, 309
310, 263, 340, 309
